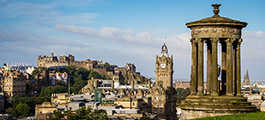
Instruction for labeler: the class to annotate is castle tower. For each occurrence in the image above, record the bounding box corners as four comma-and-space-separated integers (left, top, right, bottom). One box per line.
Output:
155, 42, 173, 89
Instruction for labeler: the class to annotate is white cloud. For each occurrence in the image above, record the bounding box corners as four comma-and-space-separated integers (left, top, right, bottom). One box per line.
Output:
241, 30, 265, 78
0, 1, 100, 26
54, 24, 193, 79
54, 24, 191, 49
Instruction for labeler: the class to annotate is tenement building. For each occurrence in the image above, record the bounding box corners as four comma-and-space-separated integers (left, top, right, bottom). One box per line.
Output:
178, 4, 257, 119
0, 64, 26, 101
175, 81, 190, 89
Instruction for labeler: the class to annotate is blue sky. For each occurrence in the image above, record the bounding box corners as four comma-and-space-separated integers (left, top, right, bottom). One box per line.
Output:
0, 0, 265, 80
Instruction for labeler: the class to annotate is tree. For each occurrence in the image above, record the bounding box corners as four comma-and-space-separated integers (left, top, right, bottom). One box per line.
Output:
39, 85, 67, 102
176, 88, 190, 104
15, 102, 31, 118
48, 106, 108, 120
104, 62, 111, 70
87, 70, 101, 80
26, 81, 34, 94
30, 67, 45, 79
140, 115, 149, 120
6, 107, 16, 117
91, 109, 108, 120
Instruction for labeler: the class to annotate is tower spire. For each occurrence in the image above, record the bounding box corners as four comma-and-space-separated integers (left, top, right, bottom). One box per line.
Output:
164, 36, 166, 45
51, 48, 54, 57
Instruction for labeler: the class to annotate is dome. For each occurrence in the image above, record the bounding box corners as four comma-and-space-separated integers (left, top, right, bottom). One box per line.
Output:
186, 4, 247, 28
4, 63, 11, 71
4, 67, 11, 71
160, 42, 169, 57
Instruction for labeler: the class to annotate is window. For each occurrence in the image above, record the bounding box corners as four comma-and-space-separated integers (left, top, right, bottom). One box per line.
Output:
154, 104, 158, 107
154, 109, 158, 114
133, 103, 135, 106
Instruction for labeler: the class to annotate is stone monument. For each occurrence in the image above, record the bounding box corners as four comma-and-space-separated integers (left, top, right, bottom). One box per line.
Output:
178, 4, 257, 119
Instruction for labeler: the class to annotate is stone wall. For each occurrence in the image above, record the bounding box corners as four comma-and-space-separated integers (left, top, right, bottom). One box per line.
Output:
180, 109, 236, 119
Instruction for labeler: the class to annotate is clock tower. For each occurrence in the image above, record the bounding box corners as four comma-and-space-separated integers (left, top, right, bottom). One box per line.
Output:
155, 42, 173, 89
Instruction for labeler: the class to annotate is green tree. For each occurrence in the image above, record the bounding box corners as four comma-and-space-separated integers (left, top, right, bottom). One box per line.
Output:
48, 110, 64, 120
140, 115, 149, 120
104, 62, 111, 70
75, 68, 90, 80
87, 70, 101, 80
30, 67, 46, 79
91, 109, 108, 120
48, 106, 108, 120
6, 107, 16, 117
26, 81, 34, 94
39, 85, 67, 102
15, 102, 31, 118
176, 88, 190, 104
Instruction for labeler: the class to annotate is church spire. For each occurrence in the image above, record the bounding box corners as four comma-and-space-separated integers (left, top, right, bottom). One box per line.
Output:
243, 69, 250, 85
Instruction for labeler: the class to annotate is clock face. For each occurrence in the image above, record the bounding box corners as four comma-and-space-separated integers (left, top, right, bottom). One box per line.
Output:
160, 63, 166, 68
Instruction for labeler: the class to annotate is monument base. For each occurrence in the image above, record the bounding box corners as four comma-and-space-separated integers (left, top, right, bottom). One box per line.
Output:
178, 95, 258, 119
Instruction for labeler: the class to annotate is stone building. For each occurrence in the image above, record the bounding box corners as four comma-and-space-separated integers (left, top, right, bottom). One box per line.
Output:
247, 93, 263, 109
148, 42, 177, 120
34, 68, 50, 91
37, 53, 109, 75
35, 102, 57, 116
179, 4, 257, 119
37, 53, 149, 85
49, 71, 68, 86
114, 42, 177, 120
0, 64, 26, 101
51, 93, 70, 105
0, 92, 4, 113
243, 69, 250, 85
175, 81, 191, 89
79, 42, 177, 119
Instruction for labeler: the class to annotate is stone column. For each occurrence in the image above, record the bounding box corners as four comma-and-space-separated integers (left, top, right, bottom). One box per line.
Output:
206, 40, 212, 95
233, 42, 236, 95
211, 38, 219, 96
191, 39, 198, 95
221, 41, 227, 95
226, 38, 234, 96
236, 39, 242, 96
197, 38, 204, 96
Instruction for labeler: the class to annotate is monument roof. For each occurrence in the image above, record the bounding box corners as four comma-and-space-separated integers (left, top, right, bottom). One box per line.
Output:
186, 4, 247, 28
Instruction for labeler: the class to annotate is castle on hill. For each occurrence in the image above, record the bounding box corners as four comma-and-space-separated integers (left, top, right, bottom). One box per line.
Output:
37, 53, 150, 85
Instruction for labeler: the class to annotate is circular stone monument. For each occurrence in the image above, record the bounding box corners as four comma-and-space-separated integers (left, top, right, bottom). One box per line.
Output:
178, 4, 257, 119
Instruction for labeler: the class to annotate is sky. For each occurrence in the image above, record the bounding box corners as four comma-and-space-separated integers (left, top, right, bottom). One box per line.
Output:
0, 0, 265, 80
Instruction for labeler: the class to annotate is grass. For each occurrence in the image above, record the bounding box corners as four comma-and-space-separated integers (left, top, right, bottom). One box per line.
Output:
192, 112, 265, 120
